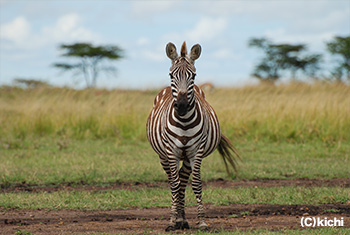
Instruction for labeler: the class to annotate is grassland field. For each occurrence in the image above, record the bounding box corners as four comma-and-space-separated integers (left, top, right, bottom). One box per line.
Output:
0, 82, 349, 234
1, 82, 349, 142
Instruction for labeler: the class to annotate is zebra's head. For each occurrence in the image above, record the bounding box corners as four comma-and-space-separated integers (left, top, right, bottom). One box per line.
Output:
166, 41, 202, 116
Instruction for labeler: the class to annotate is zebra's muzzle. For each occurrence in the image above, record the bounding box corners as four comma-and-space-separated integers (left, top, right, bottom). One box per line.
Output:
175, 92, 189, 116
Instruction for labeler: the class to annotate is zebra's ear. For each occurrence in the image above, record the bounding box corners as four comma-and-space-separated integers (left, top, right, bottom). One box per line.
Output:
189, 44, 201, 61
166, 42, 178, 61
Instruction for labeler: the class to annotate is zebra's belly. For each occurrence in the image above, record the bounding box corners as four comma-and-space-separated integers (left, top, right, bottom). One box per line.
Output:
164, 131, 211, 160
149, 128, 219, 161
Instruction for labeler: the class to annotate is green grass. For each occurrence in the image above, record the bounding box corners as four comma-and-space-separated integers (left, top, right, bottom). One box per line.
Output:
15, 231, 34, 235
1, 84, 349, 186
0, 139, 164, 186
0, 84, 349, 235
1, 186, 349, 210
0, 138, 349, 187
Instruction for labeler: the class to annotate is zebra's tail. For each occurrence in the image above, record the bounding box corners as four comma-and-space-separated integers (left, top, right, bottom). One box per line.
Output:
217, 134, 241, 177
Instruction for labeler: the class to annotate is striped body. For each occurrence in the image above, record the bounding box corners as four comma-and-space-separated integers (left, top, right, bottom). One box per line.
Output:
147, 85, 221, 164
146, 42, 238, 231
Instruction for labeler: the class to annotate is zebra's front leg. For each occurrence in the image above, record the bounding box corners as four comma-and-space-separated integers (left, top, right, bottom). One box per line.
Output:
176, 160, 192, 230
191, 158, 209, 230
164, 158, 182, 231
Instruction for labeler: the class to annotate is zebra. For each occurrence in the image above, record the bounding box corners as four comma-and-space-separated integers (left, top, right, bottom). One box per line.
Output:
146, 41, 239, 231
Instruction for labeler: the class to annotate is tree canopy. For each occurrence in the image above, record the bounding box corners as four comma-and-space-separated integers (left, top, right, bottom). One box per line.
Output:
248, 37, 321, 83
326, 36, 350, 82
53, 43, 123, 88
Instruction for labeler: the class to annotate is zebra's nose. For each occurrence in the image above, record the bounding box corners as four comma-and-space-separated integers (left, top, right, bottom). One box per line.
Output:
176, 92, 189, 116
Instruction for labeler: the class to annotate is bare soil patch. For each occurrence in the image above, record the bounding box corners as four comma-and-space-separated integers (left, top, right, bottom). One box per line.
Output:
1, 179, 350, 234
1, 178, 350, 193
1, 204, 349, 234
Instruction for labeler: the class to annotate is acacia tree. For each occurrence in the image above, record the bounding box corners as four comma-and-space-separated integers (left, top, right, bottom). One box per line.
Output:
14, 78, 50, 89
326, 36, 350, 82
248, 37, 321, 83
53, 43, 123, 88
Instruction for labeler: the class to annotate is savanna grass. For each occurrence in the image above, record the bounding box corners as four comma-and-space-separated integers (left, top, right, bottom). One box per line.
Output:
1, 138, 349, 187
207, 82, 350, 142
1, 186, 349, 210
1, 83, 350, 186
0, 87, 155, 140
0, 82, 349, 142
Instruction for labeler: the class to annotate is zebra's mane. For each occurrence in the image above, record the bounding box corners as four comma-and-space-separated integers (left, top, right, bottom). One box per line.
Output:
180, 41, 187, 57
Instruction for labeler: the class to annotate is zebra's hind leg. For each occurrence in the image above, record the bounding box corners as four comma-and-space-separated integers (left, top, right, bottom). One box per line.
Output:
176, 160, 192, 230
191, 158, 209, 230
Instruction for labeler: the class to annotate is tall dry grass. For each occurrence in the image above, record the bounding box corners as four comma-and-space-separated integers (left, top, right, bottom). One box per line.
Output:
0, 82, 349, 142
0, 88, 154, 141
208, 82, 350, 142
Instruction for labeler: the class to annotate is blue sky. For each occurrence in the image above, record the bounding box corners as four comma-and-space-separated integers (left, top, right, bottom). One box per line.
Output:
0, 0, 349, 89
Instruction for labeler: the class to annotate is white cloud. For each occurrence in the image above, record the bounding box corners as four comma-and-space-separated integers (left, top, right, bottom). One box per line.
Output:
54, 13, 81, 35
131, 1, 178, 18
139, 42, 168, 62
0, 13, 99, 51
281, 6, 350, 37
212, 49, 231, 59
0, 16, 31, 45
162, 17, 228, 46
198, 1, 348, 22
197, 1, 349, 35
0, 0, 11, 7
42, 13, 97, 43
145, 17, 229, 63
137, 37, 150, 46
141, 50, 164, 62
186, 17, 228, 42
264, 28, 339, 52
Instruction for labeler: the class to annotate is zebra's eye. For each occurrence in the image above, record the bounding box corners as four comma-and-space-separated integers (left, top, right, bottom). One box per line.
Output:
169, 73, 174, 79
192, 74, 196, 79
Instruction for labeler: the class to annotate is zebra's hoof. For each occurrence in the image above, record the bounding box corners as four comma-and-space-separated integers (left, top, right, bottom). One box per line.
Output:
199, 222, 209, 231
165, 225, 176, 231
183, 221, 190, 229
175, 220, 190, 230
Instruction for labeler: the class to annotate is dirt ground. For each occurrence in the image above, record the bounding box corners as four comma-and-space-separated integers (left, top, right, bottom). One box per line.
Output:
2, 178, 350, 193
1, 179, 350, 234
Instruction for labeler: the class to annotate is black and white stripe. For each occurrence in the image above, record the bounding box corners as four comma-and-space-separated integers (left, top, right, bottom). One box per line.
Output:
147, 42, 239, 231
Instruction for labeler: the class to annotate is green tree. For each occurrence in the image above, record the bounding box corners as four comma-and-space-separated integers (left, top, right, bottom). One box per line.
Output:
248, 37, 321, 83
14, 78, 50, 89
53, 43, 123, 88
326, 36, 350, 82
